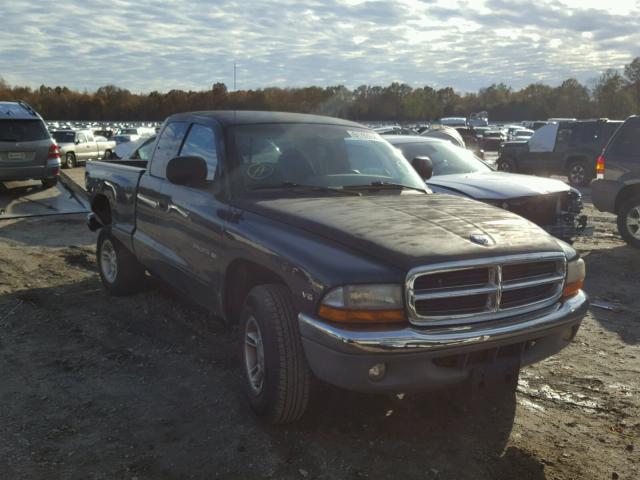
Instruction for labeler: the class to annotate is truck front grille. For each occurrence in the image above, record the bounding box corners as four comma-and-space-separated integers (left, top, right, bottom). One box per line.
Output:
406, 253, 566, 325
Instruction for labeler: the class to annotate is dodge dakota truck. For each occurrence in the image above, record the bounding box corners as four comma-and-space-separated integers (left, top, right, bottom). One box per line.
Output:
85, 111, 588, 424
52, 129, 116, 168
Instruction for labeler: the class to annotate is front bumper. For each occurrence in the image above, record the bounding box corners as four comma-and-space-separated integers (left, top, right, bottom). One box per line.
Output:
299, 291, 588, 393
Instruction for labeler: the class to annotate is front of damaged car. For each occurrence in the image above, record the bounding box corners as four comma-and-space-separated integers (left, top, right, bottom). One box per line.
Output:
385, 135, 589, 243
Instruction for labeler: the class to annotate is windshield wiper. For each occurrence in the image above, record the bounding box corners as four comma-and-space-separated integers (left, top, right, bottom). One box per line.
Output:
343, 181, 427, 193
249, 182, 361, 196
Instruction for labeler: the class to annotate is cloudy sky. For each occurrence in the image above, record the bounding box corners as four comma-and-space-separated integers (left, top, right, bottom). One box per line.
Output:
1, 0, 638, 93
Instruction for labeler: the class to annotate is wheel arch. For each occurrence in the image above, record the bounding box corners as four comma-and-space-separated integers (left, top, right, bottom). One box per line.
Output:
615, 183, 640, 214
91, 193, 112, 225
223, 258, 287, 323
564, 154, 590, 172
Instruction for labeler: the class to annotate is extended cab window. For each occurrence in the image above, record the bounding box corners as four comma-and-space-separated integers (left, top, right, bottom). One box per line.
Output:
150, 122, 188, 178
180, 124, 218, 181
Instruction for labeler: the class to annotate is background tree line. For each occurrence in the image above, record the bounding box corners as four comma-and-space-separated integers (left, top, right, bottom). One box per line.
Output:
1, 58, 639, 122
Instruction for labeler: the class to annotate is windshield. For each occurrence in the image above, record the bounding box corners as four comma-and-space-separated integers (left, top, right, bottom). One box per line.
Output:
120, 128, 137, 135
396, 141, 492, 176
53, 131, 76, 143
228, 124, 427, 193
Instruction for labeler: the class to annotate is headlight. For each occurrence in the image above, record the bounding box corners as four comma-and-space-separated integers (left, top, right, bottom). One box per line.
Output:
563, 258, 585, 298
319, 284, 405, 324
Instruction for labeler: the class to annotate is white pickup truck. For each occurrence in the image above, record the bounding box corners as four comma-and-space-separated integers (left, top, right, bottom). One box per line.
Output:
52, 129, 116, 168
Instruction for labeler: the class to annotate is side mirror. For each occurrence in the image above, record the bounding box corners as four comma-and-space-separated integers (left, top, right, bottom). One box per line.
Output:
412, 156, 433, 180
75, 140, 80, 145
166, 156, 208, 186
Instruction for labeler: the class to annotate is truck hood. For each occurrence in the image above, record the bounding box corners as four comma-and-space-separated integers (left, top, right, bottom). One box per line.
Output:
239, 193, 563, 270
427, 172, 571, 200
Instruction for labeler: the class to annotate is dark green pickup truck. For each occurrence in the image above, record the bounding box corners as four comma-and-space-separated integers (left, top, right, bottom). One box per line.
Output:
497, 119, 621, 186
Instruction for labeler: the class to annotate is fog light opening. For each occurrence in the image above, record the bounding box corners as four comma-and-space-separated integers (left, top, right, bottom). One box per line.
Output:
563, 326, 577, 342
368, 363, 386, 382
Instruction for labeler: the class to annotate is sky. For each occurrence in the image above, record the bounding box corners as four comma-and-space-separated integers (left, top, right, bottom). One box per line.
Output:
1, 0, 639, 93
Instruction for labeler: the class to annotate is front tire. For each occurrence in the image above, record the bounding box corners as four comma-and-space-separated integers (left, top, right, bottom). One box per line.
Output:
617, 194, 640, 249
496, 157, 515, 172
64, 152, 76, 169
567, 160, 591, 187
96, 228, 145, 295
240, 284, 311, 424
41, 178, 58, 188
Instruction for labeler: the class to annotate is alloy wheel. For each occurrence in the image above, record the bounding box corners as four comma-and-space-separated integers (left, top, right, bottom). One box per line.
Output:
100, 239, 118, 283
244, 316, 265, 395
626, 206, 640, 239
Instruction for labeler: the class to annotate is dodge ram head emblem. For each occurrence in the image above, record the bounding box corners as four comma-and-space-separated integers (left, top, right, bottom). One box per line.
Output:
469, 233, 492, 246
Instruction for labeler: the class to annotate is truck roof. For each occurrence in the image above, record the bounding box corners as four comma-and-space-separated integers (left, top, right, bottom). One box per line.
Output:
166, 110, 364, 128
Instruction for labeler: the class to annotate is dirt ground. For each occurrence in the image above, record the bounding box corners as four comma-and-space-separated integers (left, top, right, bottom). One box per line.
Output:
0, 183, 638, 479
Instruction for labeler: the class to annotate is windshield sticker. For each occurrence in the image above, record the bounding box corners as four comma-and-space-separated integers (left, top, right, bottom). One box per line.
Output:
246, 162, 275, 180
347, 130, 384, 142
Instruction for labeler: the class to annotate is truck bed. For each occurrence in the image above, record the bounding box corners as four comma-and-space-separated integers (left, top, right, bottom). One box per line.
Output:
85, 159, 148, 246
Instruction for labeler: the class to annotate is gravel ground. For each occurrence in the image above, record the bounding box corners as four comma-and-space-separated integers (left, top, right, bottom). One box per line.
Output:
0, 181, 638, 479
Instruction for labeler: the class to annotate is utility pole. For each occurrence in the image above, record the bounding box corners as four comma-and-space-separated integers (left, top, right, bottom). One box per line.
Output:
234, 63, 237, 91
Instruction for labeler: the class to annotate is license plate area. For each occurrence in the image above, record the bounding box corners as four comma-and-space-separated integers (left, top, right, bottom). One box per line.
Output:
8, 152, 26, 160
470, 357, 520, 395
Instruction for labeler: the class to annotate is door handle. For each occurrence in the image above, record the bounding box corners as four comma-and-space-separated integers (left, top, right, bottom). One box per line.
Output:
167, 203, 190, 219
137, 193, 160, 209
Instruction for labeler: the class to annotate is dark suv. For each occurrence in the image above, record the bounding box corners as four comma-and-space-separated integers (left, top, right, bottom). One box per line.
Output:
0, 101, 60, 187
498, 119, 622, 186
591, 115, 640, 248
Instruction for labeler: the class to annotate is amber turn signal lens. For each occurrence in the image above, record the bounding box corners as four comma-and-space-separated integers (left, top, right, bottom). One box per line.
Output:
562, 279, 584, 298
318, 305, 405, 324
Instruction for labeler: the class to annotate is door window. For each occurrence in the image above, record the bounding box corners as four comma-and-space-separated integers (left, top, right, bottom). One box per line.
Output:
609, 121, 640, 157
77, 133, 87, 143
149, 122, 189, 178
180, 124, 218, 180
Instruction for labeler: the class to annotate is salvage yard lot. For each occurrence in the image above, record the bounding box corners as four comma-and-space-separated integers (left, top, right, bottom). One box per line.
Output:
0, 181, 638, 479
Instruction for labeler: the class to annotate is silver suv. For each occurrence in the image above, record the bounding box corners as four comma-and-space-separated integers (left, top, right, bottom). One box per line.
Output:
0, 101, 61, 188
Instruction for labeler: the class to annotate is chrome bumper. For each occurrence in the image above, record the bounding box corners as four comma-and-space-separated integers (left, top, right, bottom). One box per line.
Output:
299, 291, 588, 355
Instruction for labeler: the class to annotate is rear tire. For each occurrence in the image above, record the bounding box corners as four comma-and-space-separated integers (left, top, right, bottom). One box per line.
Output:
617, 194, 640, 249
96, 228, 145, 295
567, 160, 591, 187
497, 157, 515, 172
240, 284, 311, 424
41, 178, 58, 188
64, 152, 76, 169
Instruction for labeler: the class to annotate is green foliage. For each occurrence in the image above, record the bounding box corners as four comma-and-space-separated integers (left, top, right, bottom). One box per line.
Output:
1, 58, 639, 121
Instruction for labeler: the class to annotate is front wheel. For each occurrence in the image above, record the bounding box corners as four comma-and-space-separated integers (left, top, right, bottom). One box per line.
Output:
64, 152, 76, 169
496, 157, 515, 172
96, 228, 145, 295
567, 160, 591, 187
41, 178, 58, 189
240, 284, 311, 424
617, 194, 640, 249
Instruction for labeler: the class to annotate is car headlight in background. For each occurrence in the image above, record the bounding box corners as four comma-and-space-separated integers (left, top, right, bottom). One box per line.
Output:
318, 284, 405, 324
563, 258, 585, 298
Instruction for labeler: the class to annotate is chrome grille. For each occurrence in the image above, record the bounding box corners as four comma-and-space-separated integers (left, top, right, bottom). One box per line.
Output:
406, 253, 566, 325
